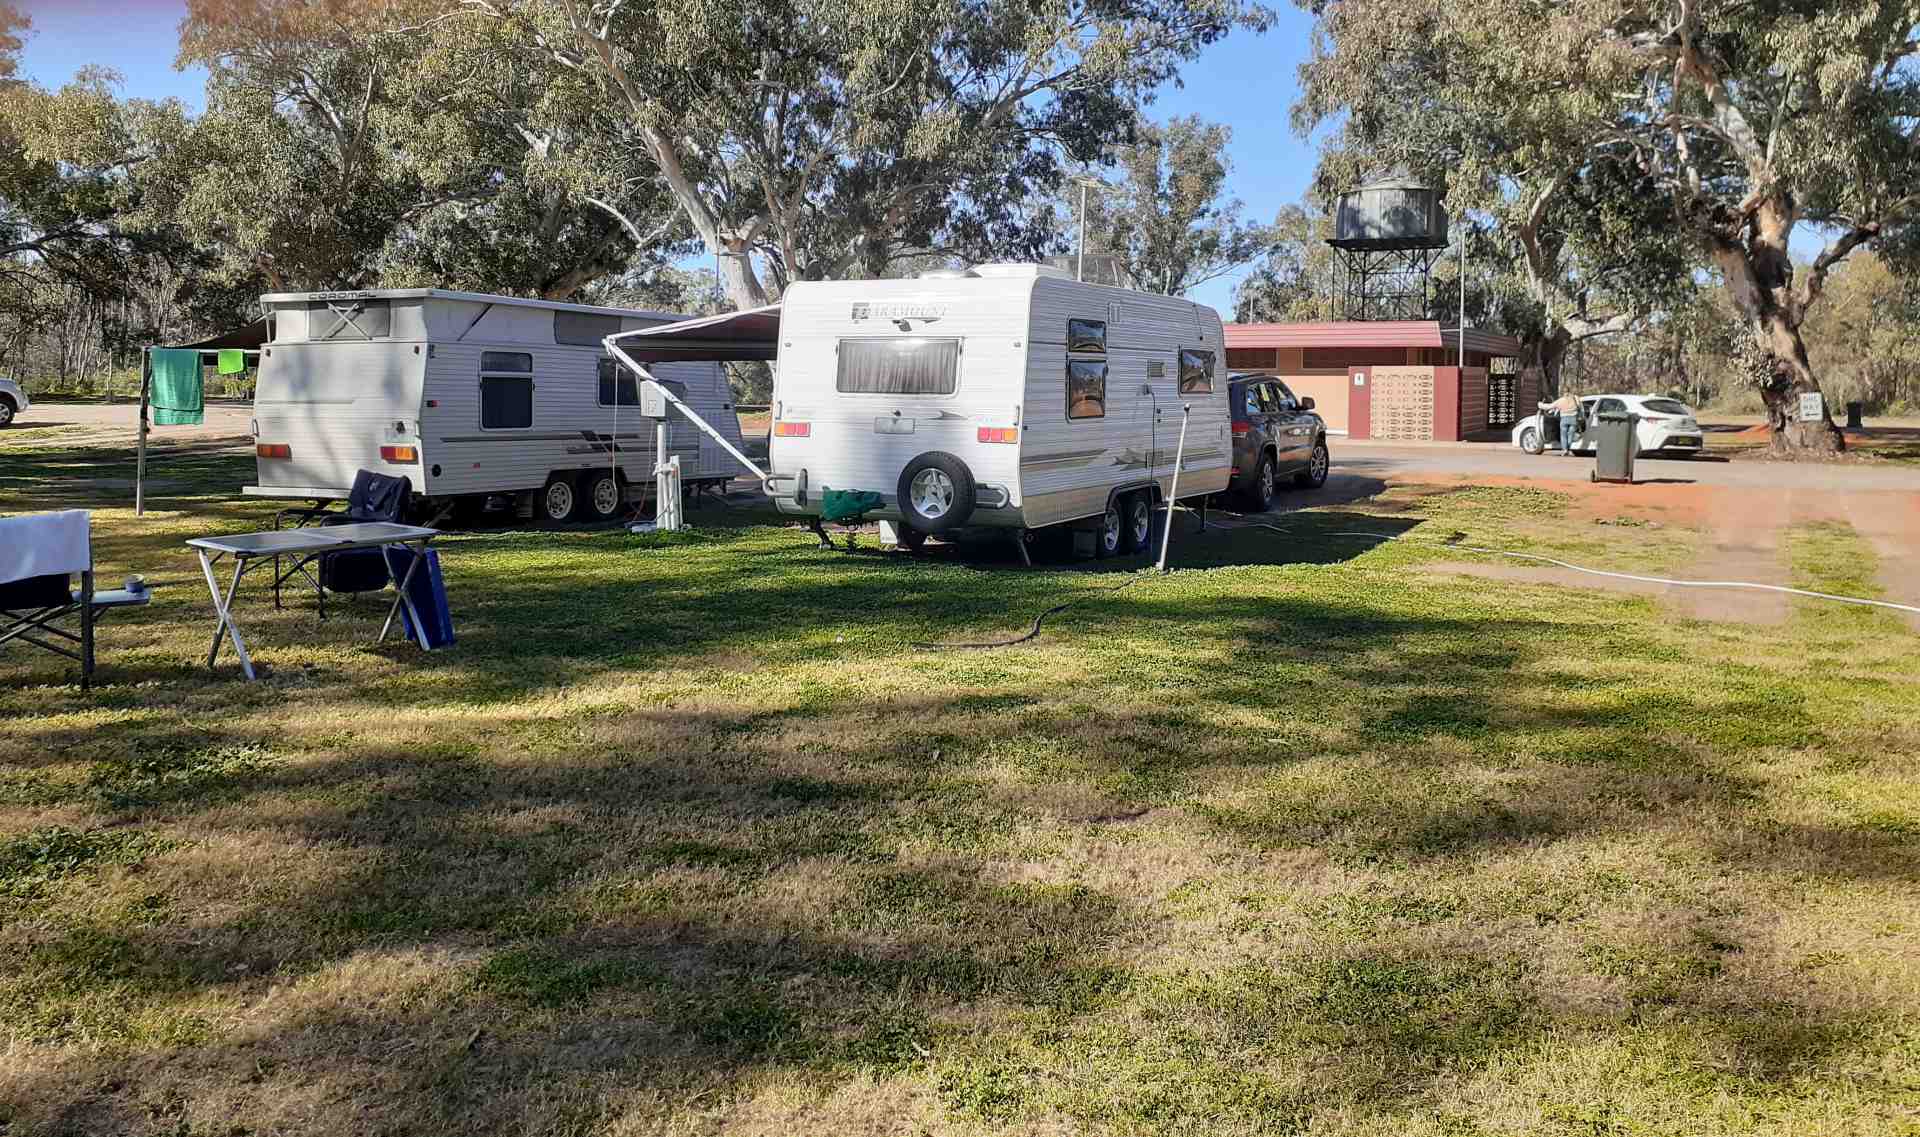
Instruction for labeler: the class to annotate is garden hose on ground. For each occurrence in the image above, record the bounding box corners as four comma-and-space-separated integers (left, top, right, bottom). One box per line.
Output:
911, 573, 1150, 650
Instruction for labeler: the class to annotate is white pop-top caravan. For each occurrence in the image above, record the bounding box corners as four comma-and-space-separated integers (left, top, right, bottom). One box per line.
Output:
606, 264, 1231, 554
244, 289, 747, 522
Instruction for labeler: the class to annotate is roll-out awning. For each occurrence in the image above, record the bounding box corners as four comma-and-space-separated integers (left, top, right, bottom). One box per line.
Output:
605, 304, 783, 363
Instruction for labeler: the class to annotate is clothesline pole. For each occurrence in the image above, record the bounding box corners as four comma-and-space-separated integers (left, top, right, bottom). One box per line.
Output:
136, 347, 151, 517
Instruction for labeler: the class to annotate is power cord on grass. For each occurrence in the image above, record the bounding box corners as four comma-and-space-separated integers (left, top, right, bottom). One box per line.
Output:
911, 572, 1152, 650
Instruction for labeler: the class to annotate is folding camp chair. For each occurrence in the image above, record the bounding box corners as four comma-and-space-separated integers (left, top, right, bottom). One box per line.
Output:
270, 470, 412, 615
0, 510, 152, 688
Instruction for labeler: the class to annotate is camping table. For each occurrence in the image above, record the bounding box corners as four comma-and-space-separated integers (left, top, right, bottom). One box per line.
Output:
185, 522, 441, 680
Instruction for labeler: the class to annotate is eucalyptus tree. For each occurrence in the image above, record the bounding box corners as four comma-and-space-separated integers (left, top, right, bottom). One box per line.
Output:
1297, 4, 1695, 399
177, 0, 690, 299
469, 0, 1272, 309
1071, 114, 1270, 297
1234, 201, 1335, 322
1298, 0, 1920, 453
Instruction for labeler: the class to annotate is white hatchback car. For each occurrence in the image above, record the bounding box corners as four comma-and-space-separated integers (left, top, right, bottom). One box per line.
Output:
0, 377, 28, 428
1512, 394, 1704, 457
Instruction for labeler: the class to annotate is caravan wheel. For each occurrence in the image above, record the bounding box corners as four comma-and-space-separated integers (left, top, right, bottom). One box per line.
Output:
1120, 493, 1152, 554
896, 452, 976, 533
582, 471, 623, 521
1095, 501, 1123, 558
540, 474, 581, 523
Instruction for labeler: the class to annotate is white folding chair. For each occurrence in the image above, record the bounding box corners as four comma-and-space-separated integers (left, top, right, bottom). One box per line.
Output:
0, 510, 151, 688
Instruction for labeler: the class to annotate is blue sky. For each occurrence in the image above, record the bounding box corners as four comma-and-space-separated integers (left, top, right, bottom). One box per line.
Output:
14, 1, 1320, 317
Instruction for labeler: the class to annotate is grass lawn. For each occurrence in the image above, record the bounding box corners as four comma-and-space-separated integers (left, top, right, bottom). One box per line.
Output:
2, 435, 1917, 1135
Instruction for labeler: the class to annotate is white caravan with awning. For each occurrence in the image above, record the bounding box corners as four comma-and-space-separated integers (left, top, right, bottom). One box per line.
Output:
605, 264, 1232, 555
244, 289, 747, 523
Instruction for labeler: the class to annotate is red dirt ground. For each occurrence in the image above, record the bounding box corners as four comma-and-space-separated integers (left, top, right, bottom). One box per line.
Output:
1394, 471, 1919, 627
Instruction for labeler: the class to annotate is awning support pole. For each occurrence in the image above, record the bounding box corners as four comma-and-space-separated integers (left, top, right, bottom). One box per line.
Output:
136, 348, 151, 517
601, 339, 772, 489
1155, 404, 1192, 574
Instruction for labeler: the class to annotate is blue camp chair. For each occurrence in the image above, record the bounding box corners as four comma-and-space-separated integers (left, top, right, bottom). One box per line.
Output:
272, 470, 412, 616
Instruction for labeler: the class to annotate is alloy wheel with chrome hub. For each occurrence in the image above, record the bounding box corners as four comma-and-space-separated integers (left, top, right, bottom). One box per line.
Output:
1125, 495, 1152, 550
910, 467, 956, 520
1098, 502, 1122, 556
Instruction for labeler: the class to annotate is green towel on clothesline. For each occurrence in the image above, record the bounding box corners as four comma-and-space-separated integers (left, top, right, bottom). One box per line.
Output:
149, 348, 204, 426
217, 348, 247, 375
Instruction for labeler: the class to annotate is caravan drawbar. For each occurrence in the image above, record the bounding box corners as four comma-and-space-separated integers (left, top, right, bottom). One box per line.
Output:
243, 289, 748, 521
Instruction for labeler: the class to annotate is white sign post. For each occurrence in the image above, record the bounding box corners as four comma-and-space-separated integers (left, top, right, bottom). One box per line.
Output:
1798, 391, 1824, 423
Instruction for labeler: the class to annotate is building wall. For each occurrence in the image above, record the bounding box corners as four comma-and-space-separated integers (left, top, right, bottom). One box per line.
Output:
1283, 373, 1350, 432
1368, 366, 1438, 441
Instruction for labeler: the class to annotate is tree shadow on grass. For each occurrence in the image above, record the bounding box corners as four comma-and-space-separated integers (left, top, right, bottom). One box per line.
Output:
4, 450, 1916, 1131
5, 636, 1912, 1131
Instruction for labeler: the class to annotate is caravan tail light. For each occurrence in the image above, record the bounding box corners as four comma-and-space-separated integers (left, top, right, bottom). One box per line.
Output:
773, 421, 811, 438
1231, 421, 1251, 436
977, 427, 1018, 444
380, 444, 419, 463
256, 443, 291, 459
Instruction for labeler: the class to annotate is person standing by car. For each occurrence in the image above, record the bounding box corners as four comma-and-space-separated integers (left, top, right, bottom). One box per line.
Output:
1549, 392, 1581, 454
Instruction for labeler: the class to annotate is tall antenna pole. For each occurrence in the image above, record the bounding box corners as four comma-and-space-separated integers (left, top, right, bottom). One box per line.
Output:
1076, 181, 1088, 282
1458, 226, 1467, 370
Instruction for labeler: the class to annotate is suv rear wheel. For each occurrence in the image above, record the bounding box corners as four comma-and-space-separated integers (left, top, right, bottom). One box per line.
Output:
1240, 453, 1276, 511
0, 396, 15, 427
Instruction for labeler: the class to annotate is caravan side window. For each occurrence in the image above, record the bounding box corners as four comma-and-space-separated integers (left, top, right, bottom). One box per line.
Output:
1179, 349, 1215, 394
597, 357, 640, 406
1067, 318, 1107, 354
1066, 318, 1107, 421
1067, 360, 1106, 420
480, 351, 534, 429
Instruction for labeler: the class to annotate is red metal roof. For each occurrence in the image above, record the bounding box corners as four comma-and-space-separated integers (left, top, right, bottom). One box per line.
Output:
1226, 320, 1520, 357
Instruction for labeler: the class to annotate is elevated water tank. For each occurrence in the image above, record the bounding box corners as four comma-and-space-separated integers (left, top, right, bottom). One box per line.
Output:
1331, 172, 1448, 251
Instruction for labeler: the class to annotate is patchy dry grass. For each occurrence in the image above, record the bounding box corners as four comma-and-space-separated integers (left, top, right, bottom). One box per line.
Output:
2, 440, 1918, 1135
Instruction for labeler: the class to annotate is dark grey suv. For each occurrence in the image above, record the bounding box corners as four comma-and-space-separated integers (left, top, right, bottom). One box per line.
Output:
1227, 374, 1330, 511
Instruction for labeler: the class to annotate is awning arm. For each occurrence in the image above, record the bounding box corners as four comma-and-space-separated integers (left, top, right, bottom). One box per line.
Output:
601, 337, 772, 490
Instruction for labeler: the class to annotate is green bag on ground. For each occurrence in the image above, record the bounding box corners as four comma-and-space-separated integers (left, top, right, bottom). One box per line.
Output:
820, 489, 884, 523
216, 348, 247, 375
149, 348, 204, 426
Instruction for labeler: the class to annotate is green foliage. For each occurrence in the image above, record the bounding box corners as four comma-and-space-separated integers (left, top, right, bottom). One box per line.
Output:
1296, 0, 1920, 430
1071, 114, 1272, 296
532, 0, 1273, 306
1234, 201, 1335, 322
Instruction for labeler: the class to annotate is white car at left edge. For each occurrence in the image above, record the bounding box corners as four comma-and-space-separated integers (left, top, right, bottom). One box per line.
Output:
1512, 394, 1705, 457
0, 377, 28, 428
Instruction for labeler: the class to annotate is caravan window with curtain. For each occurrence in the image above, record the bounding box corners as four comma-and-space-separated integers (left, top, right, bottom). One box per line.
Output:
836, 338, 960, 395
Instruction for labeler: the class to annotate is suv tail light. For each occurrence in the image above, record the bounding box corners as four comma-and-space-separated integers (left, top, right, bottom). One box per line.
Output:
256, 443, 291, 459
1231, 421, 1251, 436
